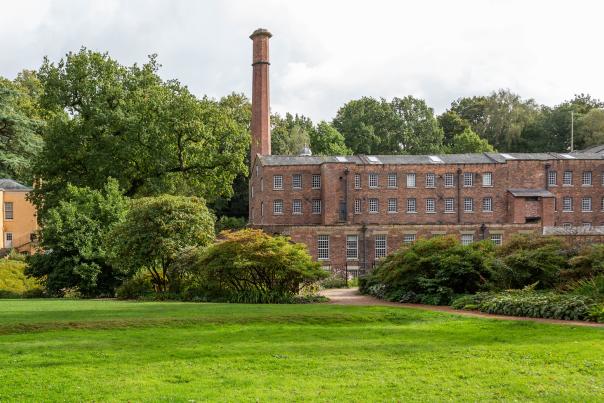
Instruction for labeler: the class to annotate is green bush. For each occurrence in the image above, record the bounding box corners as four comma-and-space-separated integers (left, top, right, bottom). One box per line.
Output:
565, 275, 604, 301
361, 236, 496, 305
215, 216, 247, 234
0, 260, 44, 298
115, 273, 154, 299
588, 304, 604, 323
564, 244, 604, 282
320, 274, 348, 289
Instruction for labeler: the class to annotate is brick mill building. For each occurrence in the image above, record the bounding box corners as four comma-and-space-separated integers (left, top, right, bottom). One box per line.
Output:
248, 28, 604, 272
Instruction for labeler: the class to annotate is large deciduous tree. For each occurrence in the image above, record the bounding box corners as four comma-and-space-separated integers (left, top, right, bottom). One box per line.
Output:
448, 128, 495, 153
310, 121, 352, 156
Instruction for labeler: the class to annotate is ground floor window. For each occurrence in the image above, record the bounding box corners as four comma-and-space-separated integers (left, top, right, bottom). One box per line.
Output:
490, 233, 503, 245
346, 235, 358, 259
317, 235, 329, 260
461, 234, 474, 245
375, 235, 387, 259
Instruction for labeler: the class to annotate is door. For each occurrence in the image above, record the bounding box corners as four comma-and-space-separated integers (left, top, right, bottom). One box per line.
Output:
5, 232, 13, 248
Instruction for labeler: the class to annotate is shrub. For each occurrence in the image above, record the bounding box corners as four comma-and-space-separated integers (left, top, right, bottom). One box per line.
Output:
361, 236, 496, 305
0, 259, 43, 298
179, 229, 328, 303
565, 275, 604, 301
564, 244, 604, 282
588, 304, 604, 323
215, 216, 247, 234
115, 273, 154, 299
320, 274, 348, 289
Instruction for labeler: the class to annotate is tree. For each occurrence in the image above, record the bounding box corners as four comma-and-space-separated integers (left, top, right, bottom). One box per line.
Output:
271, 113, 313, 155
438, 110, 471, 146
310, 121, 351, 155
575, 108, 604, 149
107, 195, 215, 292
447, 128, 495, 153
389, 96, 444, 154
25, 179, 128, 296
31, 49, 248, 217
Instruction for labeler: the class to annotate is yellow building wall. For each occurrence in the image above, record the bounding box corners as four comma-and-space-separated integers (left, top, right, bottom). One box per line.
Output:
2, 190, 38, 254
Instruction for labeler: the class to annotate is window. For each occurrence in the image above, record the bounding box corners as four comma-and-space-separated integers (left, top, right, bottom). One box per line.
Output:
482, 197, 493, 212
375, 235, 387, 259
582, 222, 592, 230
312, 174, 321, 189
346, 235, 358, 259
256, 165, 259, 177
251, 186, 254, 199
312, 199, 322, 214
317, 235, 329, 260
369, 173, 378, 188
407, 198, 416, 213
463, 172, 473, 187
582, 171, 592, 186
490, 234, 503, 245
444, 173, 454, 187
406, 173, 416, 188
425, 173, 436, 188
387, 198, 397, 213
464, 197, 474, 212
461, 234, 474, 245
4, 232, 12, 248
562, 223, 572, 230
548, 171, 557, 186
292, 199, 302, 214
601, 197, 604, 212
387, 173, 397, 188
292, 174, 302, 189
273, 175, 283, 190
482, 172, 493, 187
563, 196, 573, 212
368, 198, 379, 213
354, 174, 361, 189
563, 170, 572, 185
354, 199, 362, 214
403, 234, 416, 244
582, 197, 592, 212
273, 199, 283, 214
4, 202, 13, 220
425, 198, 436, 213
260, 202, 264, 217
445, 198, 455, 213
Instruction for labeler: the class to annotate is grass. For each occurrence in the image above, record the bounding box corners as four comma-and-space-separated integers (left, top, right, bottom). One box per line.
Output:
0, 300, 602, 402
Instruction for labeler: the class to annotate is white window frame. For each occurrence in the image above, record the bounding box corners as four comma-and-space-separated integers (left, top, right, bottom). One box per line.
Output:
464, 197, 474, 212
368, 198, 379, 213
445, 198, 455, 213
4, 232, 13, 248
482, 172, 493, 187
375, 235, 387, 259
292, 199, 302, 214
317, 235, 329, 260
425, 173, 436, 188
354, 199, 362, 214
273, 175, 283, 190
312, 199, 322, 214
312, 174, 321, 189
273, 199, 283, 215
548, 171, 557, 186
582, 171, 592, 186
406, 173, 416, 188
582, 222, 592, 230
368, 173, 378, 188
461, 234, 474, 246
482, 197, 493, 212
387, 173, 397, 188
563, 170, 572, 186
581, 197, 592, 212
354, 174, 361, 189
4, 202, 13, 220
346, 235, 359, 260
425, 198, 436, 213
490, 234, 503, 246
387, 198, 397, 213
444, 173, 454, 187
403, 234, 416, 244
407, 198, 416, 213
292, 174, 302, 189
563, 196, 573, 212
463, 172, 473, 187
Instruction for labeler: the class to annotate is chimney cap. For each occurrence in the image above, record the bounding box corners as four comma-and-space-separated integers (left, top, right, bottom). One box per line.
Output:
250, 28, 272, 39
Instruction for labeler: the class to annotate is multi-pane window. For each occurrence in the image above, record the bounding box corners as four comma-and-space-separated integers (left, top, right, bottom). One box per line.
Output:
490, 234, 503, 246
346, 235, 358, 259
464, 197, 474, 212
463, 172, 473, 187
563, 196, 573, 212
444, 173, 454, 187
445, 198, 455, 213
273, 175, 283, 190
292, 199, 302, 214
563, 170, 572, 185
388, 198, 397, 213
582, 197, 592, 212
273, 199, 283, 214
369, 173, 378, 188
317, 235, 329, 260
312, 174, 321, 189
354, 199, 362, 214
406, 173, 416, 188
312, 199, 322, 214
562, 223, 572, 230
368, 198, 379, 213
403, 234, 416, 244
602, 171, 604, 186
601, 197, 604, 211
407, 198, 417, 213
482, 197, 493, 212
482, 172, 493, 187
425, 198, 436, 213
387, 173, 397, 188
548, 171, 557, 186
461, 234, 474, 246
375, 235, 387, 259
354, 174, 361, 189
4, 202, 13, 220
582, 222, 592, 230
292, 174, 302, 189
425, 173, 436, 188
582, 171, 592, 186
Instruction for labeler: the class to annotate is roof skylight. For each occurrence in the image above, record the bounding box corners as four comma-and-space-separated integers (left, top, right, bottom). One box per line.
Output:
500, 153, 516, 160
429, 155, 444, 163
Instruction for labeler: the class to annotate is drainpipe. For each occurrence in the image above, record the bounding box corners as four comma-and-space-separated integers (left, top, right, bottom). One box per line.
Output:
361, 223, 367, 272
343, 168, 349, 223
456, 168, 462, 224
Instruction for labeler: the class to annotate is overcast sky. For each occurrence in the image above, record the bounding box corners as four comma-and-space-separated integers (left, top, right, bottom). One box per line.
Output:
2, 0, 603, 121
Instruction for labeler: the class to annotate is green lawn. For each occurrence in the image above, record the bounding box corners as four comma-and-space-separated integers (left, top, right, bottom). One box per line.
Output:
0, 300, 602, 402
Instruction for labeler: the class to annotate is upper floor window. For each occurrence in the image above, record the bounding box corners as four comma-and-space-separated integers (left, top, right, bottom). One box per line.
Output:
292, 174, 302, 189
425, 198, 436, 213
387, 198, 397, 213
368, 173, 378, 188
463, 172, 473, 187
273, 199, 283, 214
368, 198, 379, 213
563, 170, 572, 185
312, 199, 322, 214
346, 235, 359, 260
4, 202, 13, 220
260, 178, 264, 192
548, 171, 557, 186
582, 197, 592, 212
482, 197, 493, 212
375, 235, 387, 259
445, 198, 455, 213
463, 197, 474, 212
273, 175, 283, 190
312, 174, 321, 189
582, 171, 592, 186
406, 173, 416, 188
292, 199, 302, 214
601, 197, 604, 212
444, 173, 454, 187
425, 173, 436, 188
387, 173, 397, 188
354, 199, 362, 214
482, 172, 493, 187
354, 174, 361, 189
317, 235, 329, 260
563, 196, 573, 212
407, 198, 416, 213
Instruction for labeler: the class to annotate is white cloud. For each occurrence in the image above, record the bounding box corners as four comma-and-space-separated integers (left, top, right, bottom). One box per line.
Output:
1, 0, 603, 120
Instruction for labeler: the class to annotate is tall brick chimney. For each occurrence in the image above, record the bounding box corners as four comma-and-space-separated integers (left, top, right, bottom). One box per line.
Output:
250, 28, 272, 165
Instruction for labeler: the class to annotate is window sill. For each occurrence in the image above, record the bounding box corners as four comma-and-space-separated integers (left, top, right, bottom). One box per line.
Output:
562, 210, 573, 213
273, 213, 284, 216
368, 211, 379, 214
292, 212, 302, 215
482, 210, 493, 213
426, 211, 436, 214
464, 211, 474, 213
388, 211, 398, 214
482, 185, 494, 188
444, 211, 456, 214
406, 211, 417, 214
562, 184, 573, 187
425, 186, 436, 189
582, 210, 593, 213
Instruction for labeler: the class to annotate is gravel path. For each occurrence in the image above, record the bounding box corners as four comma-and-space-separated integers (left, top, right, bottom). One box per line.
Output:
319, 288, 604, 328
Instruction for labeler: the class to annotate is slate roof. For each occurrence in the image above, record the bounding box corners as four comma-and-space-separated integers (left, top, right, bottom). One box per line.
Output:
578, 144, 604, 154
0, 179, 31, 191
508, 189, 555, 198
258, 151, 603, 166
